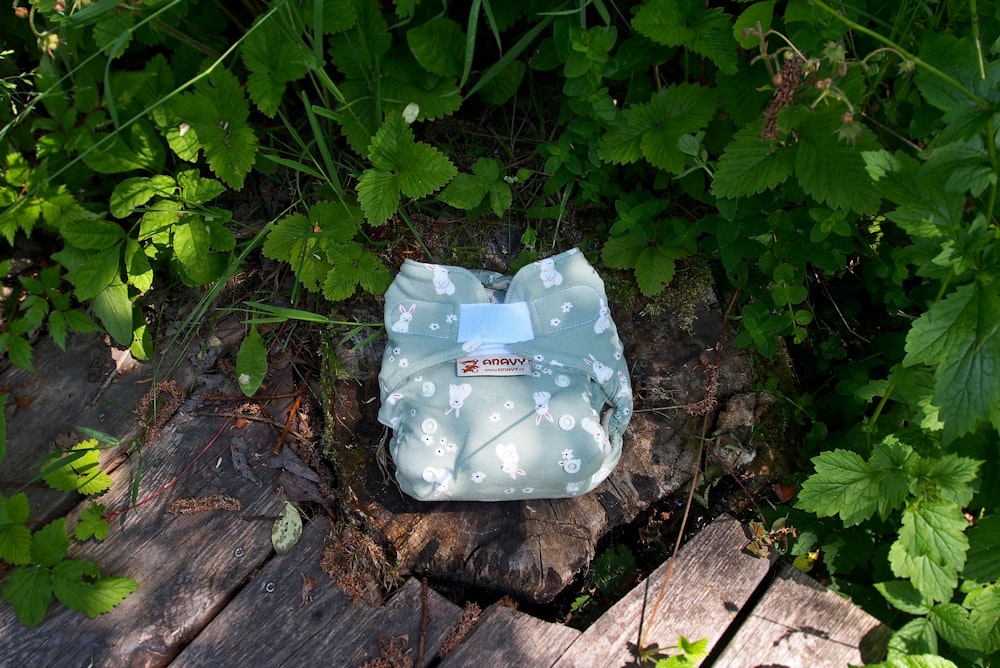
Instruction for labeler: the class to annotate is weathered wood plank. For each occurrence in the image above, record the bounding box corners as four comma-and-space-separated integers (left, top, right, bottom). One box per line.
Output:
712, 562, 891, 666
440, 603, 581, 667
170, 516, 354, 667
0, 386, 289, 666
553, 514, 774, 668
282, 576, 463, 666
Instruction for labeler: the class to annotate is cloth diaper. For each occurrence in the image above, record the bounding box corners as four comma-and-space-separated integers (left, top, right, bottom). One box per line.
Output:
378, 248, 633, 501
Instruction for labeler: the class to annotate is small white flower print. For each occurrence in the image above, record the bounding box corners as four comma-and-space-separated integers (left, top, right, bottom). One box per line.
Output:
533, 354, 545, 362
439, 437, 448, 445
550, 318, 561, 327
542, 367, 553, 375
471, 471, 486, 483
388, 355, 395, 363
445, 442, 458, 452
429, 323, 440, 330
504, 401, 515, 410
561, 302, 574, 313
522, 487, 534, 494
532, 371, 541, 378
414, 375, 423, 381
421, 435, 434, 446
434, 447, 445, 457
446, 314, 458, 323
398, 358, 409, 368
613, 351, 622, 360
504, 488, 516, 494
489, 412, 501, 423
393, 347, 401, 355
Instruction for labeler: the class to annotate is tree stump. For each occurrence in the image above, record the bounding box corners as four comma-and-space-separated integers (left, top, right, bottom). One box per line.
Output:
321, 260, 763, 603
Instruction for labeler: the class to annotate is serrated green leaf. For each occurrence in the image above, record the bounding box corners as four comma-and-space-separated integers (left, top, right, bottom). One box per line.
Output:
52, 559, 138, 618
969, 584, 1000, 652
60, 220, 125, 250
262, 213, 331, 292
317, 0, 357, 33
795, 449, 880, 526
877, 580, 931, 615
72, 246, 122, 302
407, 17, 465, 78
49, 310, 68, 352
76, 503, 109, 542
712, 122, 796, 199
2, 565, 53, 628
64, 309, 102, 334
887, 618, 938, 658
0, 524, 32, 565
888, 499, 969, 602
3, 492, 31, 525
124, 238, 154, 293
357, 170, 401, 225
913, 454, 980, 507
966, 515, 1000, 583
82, 121, 165, 174
241, 17, 308, 118
272, 501, 303, 555
176, 169, 226, 205
93, 8, 135, 57
632, 0, 736, 74
793, 110, 880, 214
488, 182, 513, 217
397, 143, 457, 198
929, 603, 982, 650
236, 326, 267, 397
439, 173, 491, 210
5, 334, 35, 373
903, 282, 1000, 442
31, 518, 69, 568
42, 441, 113, 496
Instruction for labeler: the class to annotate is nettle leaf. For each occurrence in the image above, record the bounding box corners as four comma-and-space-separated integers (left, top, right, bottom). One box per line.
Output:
929, 603, 982, 651
712, 122, 796, 199
407, 17, 465, 79
236, 326, 267, 397
110, 175, 176, 218
600, 84, 718, 173
888, 618, 939, 658
632, 0, 736, 74
969, 585, 1000, 652
912, 454, 980, 507
966, 515, 1000, 583
862, 149, 964, 237
242, 17, 308, 117
75, 503, 109, 542
795, 449, 880, 526
2, 565, 53, 628
888, 499, 969, 603
52, 559, 138, 619
903, 282, 1000, 441
42, 440, 113, 496
793, 110, 880, 214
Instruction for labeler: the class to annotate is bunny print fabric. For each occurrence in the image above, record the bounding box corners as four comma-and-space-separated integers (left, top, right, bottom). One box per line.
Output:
378, 248, 633, 501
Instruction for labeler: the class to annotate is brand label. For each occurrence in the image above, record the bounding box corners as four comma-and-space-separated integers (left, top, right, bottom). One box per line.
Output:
456, 355, 531, 377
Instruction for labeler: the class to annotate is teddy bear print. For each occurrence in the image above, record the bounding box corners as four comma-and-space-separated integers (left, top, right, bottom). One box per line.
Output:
585, 354, 614, 383
391, 304, 415, 333
532, 391, 554, 424
426, 264, 456, 295
537, 258, 563, 288
496, 443, 526, 479
444, 383, 472, 417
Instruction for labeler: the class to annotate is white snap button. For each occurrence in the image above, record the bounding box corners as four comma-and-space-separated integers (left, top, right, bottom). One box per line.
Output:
555, 375, 571, 387
422, 468, 437, 482
421, 418, 438, 434
558, 415, 575, 430
421, 381, 436, 397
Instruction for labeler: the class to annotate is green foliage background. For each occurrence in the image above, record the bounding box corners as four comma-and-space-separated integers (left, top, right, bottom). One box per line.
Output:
1, 0, 999, 660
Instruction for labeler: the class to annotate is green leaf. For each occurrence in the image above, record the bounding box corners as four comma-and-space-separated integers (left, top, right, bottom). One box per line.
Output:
93, 7, 135, 57
712, 122, 796, 199
2, 565, 53, 628
242, 17, 308, 117
488, 182, 513, 217
72, 245, 122, 302
59, 220, 125, 250
357, 170, 401, 225
82, 121, 165, 174
236, 326, 267, 397
52, 559, 138, 618
176, 169, 226, 205
888, 499, 969, 603
407, 17, 465, 78
913, 454, 980, 507
91, 280, 134, 346
599, 84, 718, 173
316, 0, 357, 33
903, 282, 1000, 441
397, 141, 459, 198
632, 0, 736, 74
64, 309, 102, 334
263, 214, 331, 292
31, 518, 69, 568
42, 441, 113, 496
966, 515, 1000, 583
0, 394, 6, 464
733, 1, 774, 48
793, 110, 880, 214
124, 238, 154, 293
75, 503, 109, 542
887, 618, 938, 658
929, 603, 982, 651
271, 501, 303, 555
876, 580, 932, 615
0, 524, 32, 565
969, 584, 1000, 652
173, 219, 216, 286
48, 310, 68, 351
795, 449, 880, 526
4, 334, 35, 373
439, 172, 491, 210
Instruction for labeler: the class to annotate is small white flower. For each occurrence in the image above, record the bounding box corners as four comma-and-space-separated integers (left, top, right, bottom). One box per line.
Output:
388, 355, 395, 363
434, 447, 445, 457
533, 354, 544, 362
402, 102, 420, 124
446, 314, 458, 323
445, 442, 458, 452
489, 412, 501, 423
561, 302, 574, 312
421, 435, 434, 446
429, 322, 440, 330
550, 318, 561, 327
504, 400, 515, 410
238, 373, 251, 387
398, 358, 409, 368
440, 436, 448, 445
393, 347, 401, 355
471, 471, 486, 483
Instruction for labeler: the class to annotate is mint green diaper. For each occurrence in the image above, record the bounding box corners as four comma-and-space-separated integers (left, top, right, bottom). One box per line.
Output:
378, 248, 633, 501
